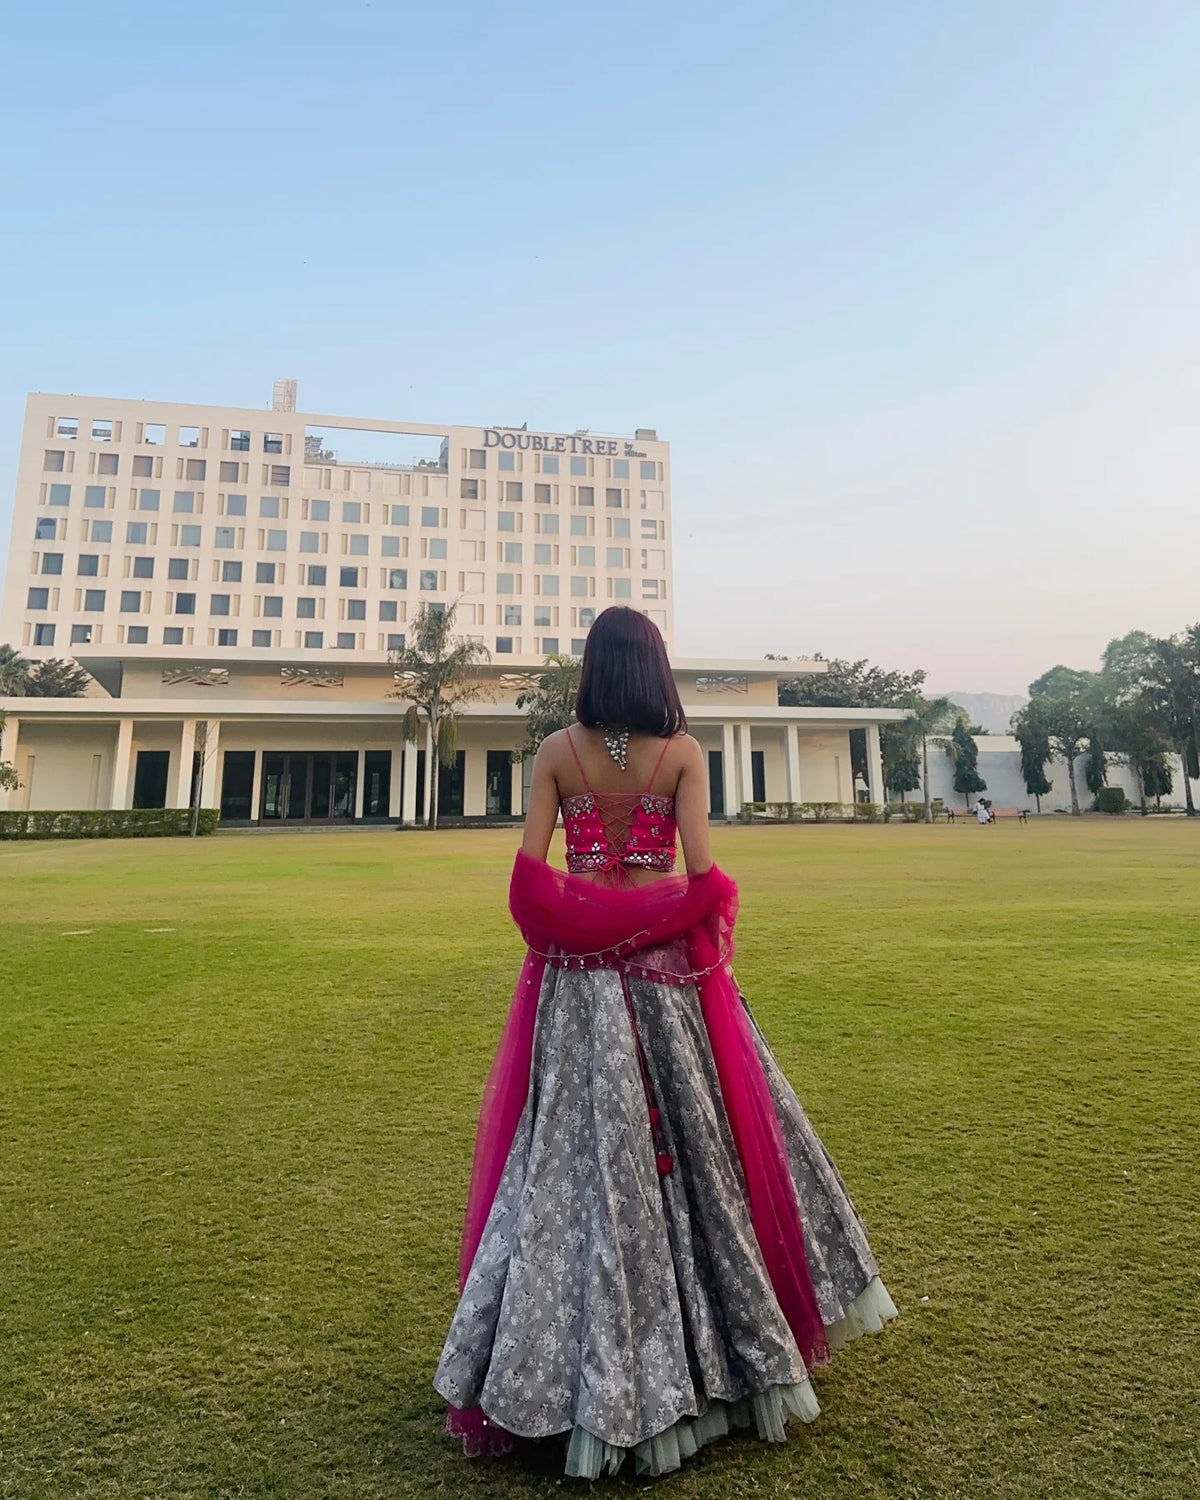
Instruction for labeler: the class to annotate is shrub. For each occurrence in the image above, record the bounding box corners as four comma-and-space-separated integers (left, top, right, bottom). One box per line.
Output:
1096, 787, 1129, 816
853, 802, 882, 823
0, 808, 220, 840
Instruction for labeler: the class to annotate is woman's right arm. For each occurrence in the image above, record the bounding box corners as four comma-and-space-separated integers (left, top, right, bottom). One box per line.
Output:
521, 736, 562, 863
675, 736, 713, 876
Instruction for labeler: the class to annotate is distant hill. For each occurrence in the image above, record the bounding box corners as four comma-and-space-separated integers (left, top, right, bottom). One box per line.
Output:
946, 692, 1028, 735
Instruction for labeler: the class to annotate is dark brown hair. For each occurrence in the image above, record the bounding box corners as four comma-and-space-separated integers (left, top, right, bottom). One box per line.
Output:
575, 607, 687, 736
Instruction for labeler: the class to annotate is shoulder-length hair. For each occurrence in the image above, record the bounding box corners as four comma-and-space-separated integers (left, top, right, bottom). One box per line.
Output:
575, 607, 687, 736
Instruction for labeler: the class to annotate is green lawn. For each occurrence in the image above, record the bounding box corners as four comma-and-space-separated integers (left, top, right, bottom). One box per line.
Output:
1, 821, 1197, 1499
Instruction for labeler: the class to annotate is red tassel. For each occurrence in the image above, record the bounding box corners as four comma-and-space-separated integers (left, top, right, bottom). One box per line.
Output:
656, 1151, 674, 1177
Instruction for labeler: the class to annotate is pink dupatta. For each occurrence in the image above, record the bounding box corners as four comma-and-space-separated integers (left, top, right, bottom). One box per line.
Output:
447, 851, 828, 1452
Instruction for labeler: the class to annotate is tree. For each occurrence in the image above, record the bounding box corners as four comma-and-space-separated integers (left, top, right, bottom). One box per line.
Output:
1102, 629, 1199, 815
389, 602, 491, 830
776, 656, 927, 709
1024, 666, 1111, 816
0, 711, 19, 792
511, 654, 582, 764
901, 694, 959, 823
0, 645, 32, 696
1012, 701, 1053, 812
27, 658, 92, 697
882, 724, 921, 802
946, 718, 987, 806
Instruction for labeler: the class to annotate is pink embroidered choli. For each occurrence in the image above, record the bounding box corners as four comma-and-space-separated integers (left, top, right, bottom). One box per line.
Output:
561, 730, 678, 882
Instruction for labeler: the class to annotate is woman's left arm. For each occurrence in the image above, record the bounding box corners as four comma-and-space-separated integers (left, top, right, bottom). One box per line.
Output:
520, 737, 562, 863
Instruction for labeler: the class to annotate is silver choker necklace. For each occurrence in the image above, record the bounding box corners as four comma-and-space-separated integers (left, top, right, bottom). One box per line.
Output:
602, 726, 630, 771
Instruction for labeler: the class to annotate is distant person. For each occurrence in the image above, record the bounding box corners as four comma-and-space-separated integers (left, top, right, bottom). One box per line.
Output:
976, 799, 991, 825
434, 607, 897, 1478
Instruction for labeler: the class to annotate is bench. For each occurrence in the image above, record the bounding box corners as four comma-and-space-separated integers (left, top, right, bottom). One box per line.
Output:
946, 805, 1028, 824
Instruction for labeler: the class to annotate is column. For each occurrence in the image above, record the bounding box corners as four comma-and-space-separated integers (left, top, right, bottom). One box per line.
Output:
174, 719, 197, 808
422, 721, 434, 824
0, 715, 18, 811
388, 748, 403, 819
353, 748, 366, 820
198, 719, 221, 809
111, 717, 134, 810
721, 720, 737, 819
401, 740, 417, 824
785, 722, 802, 804
738, 722, 754, 810
248, 749, 263, 822
866, 722, 885, 807
510, 756, 524, 818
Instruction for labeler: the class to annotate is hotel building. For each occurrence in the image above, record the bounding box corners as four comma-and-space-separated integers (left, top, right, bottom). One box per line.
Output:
1, 385, 899, 824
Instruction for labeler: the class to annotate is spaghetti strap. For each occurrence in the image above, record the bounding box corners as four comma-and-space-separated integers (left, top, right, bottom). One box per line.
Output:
564, 729, 593, 792
645, 734, 675, 793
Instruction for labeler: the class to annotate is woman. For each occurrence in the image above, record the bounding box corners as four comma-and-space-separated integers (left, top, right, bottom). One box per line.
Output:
434, 608, 896, 1478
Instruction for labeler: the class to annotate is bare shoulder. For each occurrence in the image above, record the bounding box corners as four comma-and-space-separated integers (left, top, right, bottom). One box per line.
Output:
534, 727, 574, 769
674, 733, 706, 769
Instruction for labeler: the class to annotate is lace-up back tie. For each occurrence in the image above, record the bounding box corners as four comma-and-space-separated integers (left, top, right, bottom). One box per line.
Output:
561, 731, 677, 881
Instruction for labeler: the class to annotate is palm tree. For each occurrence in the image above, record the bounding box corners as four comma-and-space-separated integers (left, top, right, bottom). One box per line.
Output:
389, 602, 491, 829
902, 694, 959, 823
0, 645, 33, 697
512, 653, 582, 764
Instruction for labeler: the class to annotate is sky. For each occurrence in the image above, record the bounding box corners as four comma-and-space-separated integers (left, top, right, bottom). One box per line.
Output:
3, 1, 1199, 696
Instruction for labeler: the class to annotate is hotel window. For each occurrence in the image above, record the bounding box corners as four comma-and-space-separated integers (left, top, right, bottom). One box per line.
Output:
210, 595, 231, 616
570, 515, 591, 537
48, 483, 71, 505
538, 512, 559, 534
44, 450, 66, 472
174, 593, 196, 614
387, 569, 408, 589
304, 631, 324, 648
502, 605, 522, 626
570, 457, 587, 476
41, 553, 64, 575
83, 589, 107, 611
57, 417, 79, 438
541, 455, 559, 475
217, 628, 238, 646
640, 461, 657, 480
27, 587, 50, 609
84, 485, 107, 508
642, 579, 661, 599
35, 517, 58, 541
264, 432, 283, 454
138, 489, 161, 511
219, 461, 240, 482
606, 547, 628, 568
496, 573, 516, 595
252, 630, 272, 647
133, 455, 154, 477
534, 484, 553, 505
420, 570, 439, 590
179, 525, 202, 546
611, 459, 629, 479
497, 512, 517, 533
163, 627, 184, 645
185, 459, 205, 480
609, 517, 631, 538
299, 531, 320, 553
215, 527, 237, 548
498, 452, 515, 472
120, 591, 143, 613
641, 489, 665, 511
542, 636, 559, 653
269, 465, 290, 486
78, 555, 100, 576
609, 578, 632, 599
460, 478, 478, 500
342, 501, 361, 523
141, 423, 165, 445
495, 636, 514, 654
259, 495, 281, 518
389, 504, 410, 525
504, 482, 523, 502
336, 632, 356, 649
256, 562, 277, 583
127, 625, 149, 644
643, 548, 667, 570
339, 566, 358, 587
132, 557, 154, 579
387, 632, 406, 650
221, 561, 242, 582
534, 606, 552, 627
70, 625, 92, 645
534, 543, 554, 564
180, 426, 200, 448
426, 537, 447, 559
571, 576, 592, 597
347, 534, 369, 556
576, 486, 594, 506
571, 637, 587, 654
346, 599, 366, 621
297, 598, 317, 618
468, 449, 486, 468
503, 542, 522, 563
265, 529, 287, 551
90, 520, 113, 542
306, 564, 326, 585
421, 505, 442, 527
381, 535, 401, 557
168, 558, 190, 580
574, 545, 595, 566
230, 429, 251, 451
539, 575, 560, 596
379, 600, 398, 622
578, 607, 596, 627
33, 623, 56, 646
262, 596, 283, 617
605, 488, 623, 508
641, 518, 660, 539
173, 491, 195, 513
225, 493, 247, 516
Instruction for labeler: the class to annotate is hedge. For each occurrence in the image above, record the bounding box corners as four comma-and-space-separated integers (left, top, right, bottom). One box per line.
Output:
738, 801, 882, 824
0, 808, 220, 840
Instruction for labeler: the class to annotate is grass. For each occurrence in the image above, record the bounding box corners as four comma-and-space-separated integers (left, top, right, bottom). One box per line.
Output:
0, 819, 1197, 1499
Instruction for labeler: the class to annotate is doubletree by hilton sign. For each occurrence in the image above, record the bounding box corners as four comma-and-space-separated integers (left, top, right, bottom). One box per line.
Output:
483, 428, 648, 458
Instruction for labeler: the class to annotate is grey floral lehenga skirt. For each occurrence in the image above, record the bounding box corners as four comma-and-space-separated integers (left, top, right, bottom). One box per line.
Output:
434, 942, 897, 1479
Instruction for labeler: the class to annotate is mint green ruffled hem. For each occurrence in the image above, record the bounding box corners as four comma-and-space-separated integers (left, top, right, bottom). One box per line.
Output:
563, 1276, 898, 1479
